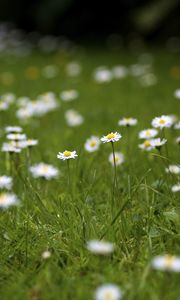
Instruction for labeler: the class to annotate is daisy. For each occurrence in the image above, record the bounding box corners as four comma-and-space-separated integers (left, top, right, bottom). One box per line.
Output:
171, 183, 180, 192
6, 133, 26, 141
108, 152, 124, 166
42, 250, 51, 259
5, 126, 23, 133
65, 62, 81, 77
84, 136, 100, 152
151, 115, 173, 129
60, 90, 79, 102
26, 139, 38, 147
118, 117, 137, 127
174, 89, 180, 99
138, 140, 154, 151
65, 109, 84, 127
0, 101, 9, 111
174, 121, 180, 129
151, 138, 167, 149
112, 65, 128, 79
176, 137, 180, 145
101, 132, 122, 143
165, 165, 180, 174
87, 240, 114, 255
0, 193, 18, 208
29, 163, 59, 180
0, 176, 13, 190
57, 150, 78, 161
138, 128, 158, 139
2, 143, 21, 153
94, 67, 113, 83
95, 284, 123, 300
151, 255, 180, 272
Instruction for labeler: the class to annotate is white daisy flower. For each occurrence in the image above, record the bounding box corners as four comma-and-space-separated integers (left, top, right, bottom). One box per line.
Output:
108, 152, 124, 166
84, 136, 100, 152
65, 62, 81, 77
2, 143, 21, 153
138, 129, 158, 139
6, 133, 26, 141
29, 163, 59, 180
174, 89, 180, 99
60, 90, 79, 102
57, 150, 78, 161
42, 65, 58, 79
94, 67, 113, 83
65, 109, 84, 127
165, 165, 180, 174
151, 138, 167, 149
118, 117, 137, 127
138, 140, 154, 151
151, 115, 173, 129
112, 65, 128, 79
171, 183, 180, 192
0, 101, 9, 111
0, 193, 18, 208
169, 115, 178, 124
95, 284, 122, 300
5, 126, 23, 133
0, 176, 13, 190
26, 139, 38, 147
176, 137, 180, 145
87, 240, 114, 255
1, 93, 15, 104
151, 255, 180, 272
42, 250, 51, 259
101, 132, 122, 143
174, 121, 180, 129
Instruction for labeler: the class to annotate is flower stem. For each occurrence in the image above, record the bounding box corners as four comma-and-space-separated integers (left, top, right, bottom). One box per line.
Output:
111, 142, 118, 213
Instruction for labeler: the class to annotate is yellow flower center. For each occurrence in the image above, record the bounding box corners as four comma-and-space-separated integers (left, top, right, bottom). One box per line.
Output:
63, 150, 72, 157
125, 118, 131, 122
90, 141, 97, 147
164, 255, 175, 268
0, 194, 6, 204
106, 133, 115, 139
41, 165, 49, 173
159, 119, 165, 125
145, 131, 151, 136
104, 291, 113, 300
144, 141, 151, 147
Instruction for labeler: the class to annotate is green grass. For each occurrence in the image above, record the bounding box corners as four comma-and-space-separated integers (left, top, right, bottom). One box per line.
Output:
0, 47, 180, 300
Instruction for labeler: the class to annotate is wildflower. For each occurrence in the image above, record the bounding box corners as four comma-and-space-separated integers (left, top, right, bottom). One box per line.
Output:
87, 240, 114, 255
101, 132, 122, 143
2, 143, 21, 153
0, 101, 9, 111
151, 115, 173, 129
6, 133, 26, 141
174, 89, 180, 99
65, 109, 84, 127
174, 121, 180, 129
57, 150, 78, 161
42, 250, 51, 259
138, 129, 158, 139
1, 93, 15, 104
165, 165, 180, 174
60, 90, 79, 102
0, 193, 18, 208
5, 126, 22, 133
176, 137, 180, 145
112, 65, 128, 79
151, 255, 180, 272
26, 139, 38, 147
171, 183, 180, 192
42, 65, 58, 79
29, 163, 59, 179
94, 67, 113, 83
95, 284, 123, 300
65, 62, 81, 77
118, 117, 137, 127
138, 140, 154, 151
0, 176, 13, 190
84, 136, 100, 152
108, 152, 124, 166
151, 138, 167, 149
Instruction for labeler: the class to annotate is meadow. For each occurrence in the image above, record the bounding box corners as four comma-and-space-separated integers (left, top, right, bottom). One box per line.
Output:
0, 42, 180, 300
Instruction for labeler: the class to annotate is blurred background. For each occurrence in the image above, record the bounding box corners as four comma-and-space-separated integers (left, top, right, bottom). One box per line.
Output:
0, 0, 180, 43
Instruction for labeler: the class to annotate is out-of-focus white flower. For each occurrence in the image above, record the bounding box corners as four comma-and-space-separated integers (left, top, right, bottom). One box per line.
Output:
84, 136, 100, 152
26, 139, 38, 147
42, 65, 59, 78
174, 121, 180, 129
101, 132, 122, 143
57, 150, 78, 161
65, 62, 81, 77
6, 133, 26, 141
112, 65, 128, 79
151, 138, 167, 149
65, 109, 84, 127
0, 193, 18, 208
138, 140, 154, 151
118, 117, 137, 127
29, 163, 59, 179
165, 165, 180, 174
60, 90, 79, 102
0, 176, 13, 190
152, 115, 173, 129
108, 152, 124, 166
0, 101, 9, 111
94, 67, 113, 83
5, 126, 22, 133
42, 250, 51, 259
151, 255, 180, 272
87, 240, 114, 255
95, 284, 123, 300
138, 129, 158, 139
1, 93, 15, 104
174, 89, 180, 99
139, 73, 157, 87
2, 143, 21, 153
171, 183, 180, 192
176, 137, 180, 145
169, 115, 178, 124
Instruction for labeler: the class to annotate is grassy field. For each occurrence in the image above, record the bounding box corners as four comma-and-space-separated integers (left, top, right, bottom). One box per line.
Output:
0, 46, 180, 300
